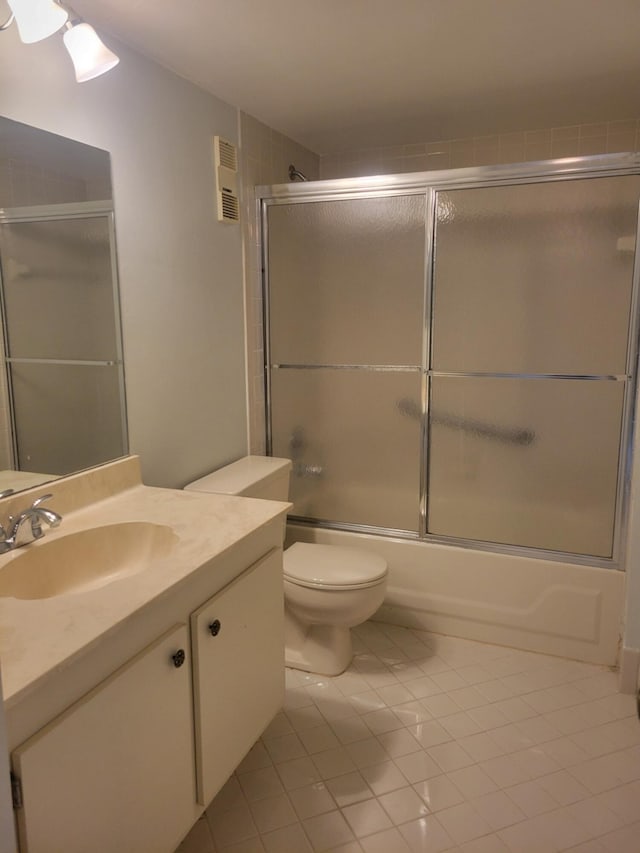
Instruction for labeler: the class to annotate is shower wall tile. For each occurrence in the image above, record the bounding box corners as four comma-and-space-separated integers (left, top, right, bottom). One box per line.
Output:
524, 143, 552, 163
551, 139, 581, 159
552, 124, 581, 142
380, 145, 402, 159
239, 112, 320, 454
423, 142, 450, 171
319, 118, 640, 179
450, 140, 476, 169
608, 131, 637, 153
474, 135, 501, 166
525, 129, 551, 146
580, 122, 609, 138
609, 119, 637, 135
579, 135, 608, 156
523, 129, 552, 162
320, 154, 342, 177
425, 151, 450, 170
498, 132, 525, 164
405, 154, 431, 172
0, 156, 94, 207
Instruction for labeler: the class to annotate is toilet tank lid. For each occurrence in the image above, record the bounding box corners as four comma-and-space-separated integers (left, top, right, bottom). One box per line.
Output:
184, 455, 291, 496
284, 543, 387, 587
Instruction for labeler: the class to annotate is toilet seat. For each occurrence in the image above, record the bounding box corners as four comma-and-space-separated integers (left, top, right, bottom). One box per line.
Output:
284, 543, 387, 591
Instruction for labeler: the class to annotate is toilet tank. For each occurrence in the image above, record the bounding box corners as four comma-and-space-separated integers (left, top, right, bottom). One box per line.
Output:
184, 456, 291, 501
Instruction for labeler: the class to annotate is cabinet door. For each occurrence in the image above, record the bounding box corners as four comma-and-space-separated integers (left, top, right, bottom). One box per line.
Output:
191, 548, 284, 806
12, 624, 198, 853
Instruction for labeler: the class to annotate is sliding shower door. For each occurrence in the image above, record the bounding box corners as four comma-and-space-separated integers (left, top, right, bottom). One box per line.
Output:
263, 160, 640, 563
429, 176, 640, 558
267, 194, 427, 532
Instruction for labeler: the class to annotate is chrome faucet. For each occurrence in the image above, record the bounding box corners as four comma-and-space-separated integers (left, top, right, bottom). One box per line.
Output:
0, 494, 62, 553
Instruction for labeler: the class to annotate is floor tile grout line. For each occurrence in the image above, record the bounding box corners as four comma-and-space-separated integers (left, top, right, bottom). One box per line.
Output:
179, 622, 639, 853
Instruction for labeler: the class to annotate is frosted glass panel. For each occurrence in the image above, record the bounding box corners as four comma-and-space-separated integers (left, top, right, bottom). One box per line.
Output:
432, 176, 640, 375
270, 368, 422, 531
10, 363, 125, 475
268, 196, 425, 365
428, 377, 624, 556
0, 217, 118, 361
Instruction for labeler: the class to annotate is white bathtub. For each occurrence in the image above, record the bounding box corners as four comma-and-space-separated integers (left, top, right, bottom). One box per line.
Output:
286, 521, 624, 666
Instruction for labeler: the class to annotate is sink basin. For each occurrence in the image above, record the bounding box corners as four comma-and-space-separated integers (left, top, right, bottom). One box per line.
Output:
0, 522, 179, 600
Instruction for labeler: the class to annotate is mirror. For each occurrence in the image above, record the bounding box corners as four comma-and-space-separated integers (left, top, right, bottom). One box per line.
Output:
0, 116, 128, 494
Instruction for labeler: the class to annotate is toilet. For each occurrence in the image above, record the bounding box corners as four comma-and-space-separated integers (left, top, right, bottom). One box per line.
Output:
185, 456, 388, 676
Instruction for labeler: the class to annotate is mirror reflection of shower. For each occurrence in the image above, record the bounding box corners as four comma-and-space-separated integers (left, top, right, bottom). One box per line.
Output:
0, 115, 127, 494
0, 202, 127, 490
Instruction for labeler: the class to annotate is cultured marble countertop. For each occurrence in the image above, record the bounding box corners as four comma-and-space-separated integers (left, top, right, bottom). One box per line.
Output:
0, 458, 289, 710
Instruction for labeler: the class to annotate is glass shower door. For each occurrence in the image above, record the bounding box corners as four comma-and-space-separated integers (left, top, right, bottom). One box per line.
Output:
263, 167, 640, 561
267, 194, 427, 533
428, 175, 640, 557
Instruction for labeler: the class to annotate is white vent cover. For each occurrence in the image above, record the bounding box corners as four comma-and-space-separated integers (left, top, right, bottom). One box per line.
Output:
213, 135, 239, 223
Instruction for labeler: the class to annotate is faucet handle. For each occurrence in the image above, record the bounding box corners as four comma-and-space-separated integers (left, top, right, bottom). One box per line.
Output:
1, 493, 61, 551
0, 489, 14, 500
30, 494, 62, 530
31, 493, 53, 509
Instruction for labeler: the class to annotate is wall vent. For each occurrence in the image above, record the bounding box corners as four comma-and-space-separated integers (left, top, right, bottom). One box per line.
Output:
221, 192, 240, 222
213, 135, 240, 223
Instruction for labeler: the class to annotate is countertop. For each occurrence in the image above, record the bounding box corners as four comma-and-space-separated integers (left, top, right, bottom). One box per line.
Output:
0, 458, 289, 710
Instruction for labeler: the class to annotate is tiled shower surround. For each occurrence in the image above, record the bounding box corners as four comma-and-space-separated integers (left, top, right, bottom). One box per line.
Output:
176, 621, 639, 853
319, 119, 640, 179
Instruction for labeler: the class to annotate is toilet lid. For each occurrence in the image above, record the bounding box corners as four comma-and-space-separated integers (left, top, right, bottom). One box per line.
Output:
283, 543, 387, 589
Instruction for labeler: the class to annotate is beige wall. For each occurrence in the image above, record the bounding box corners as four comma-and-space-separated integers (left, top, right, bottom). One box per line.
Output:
320, 119, 640, 178
239, 112, 319, 454
0, 27, 248, 488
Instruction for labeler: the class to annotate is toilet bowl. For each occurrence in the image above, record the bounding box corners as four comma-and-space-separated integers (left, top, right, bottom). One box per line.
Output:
283, 542, 387, 675
185, 456, 388, 675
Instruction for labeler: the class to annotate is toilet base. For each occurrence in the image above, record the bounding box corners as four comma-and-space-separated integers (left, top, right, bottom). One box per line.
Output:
284, 614, 353, 676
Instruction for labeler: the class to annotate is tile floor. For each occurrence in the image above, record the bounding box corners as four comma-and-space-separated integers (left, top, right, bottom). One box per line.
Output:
176, 621, 640, 853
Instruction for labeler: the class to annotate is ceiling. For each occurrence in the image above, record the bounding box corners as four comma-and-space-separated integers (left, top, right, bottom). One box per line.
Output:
73, 0, 640, 155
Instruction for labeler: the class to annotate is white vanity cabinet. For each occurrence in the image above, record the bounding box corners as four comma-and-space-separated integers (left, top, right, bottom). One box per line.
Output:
8, 542, 286, 853
11, 624, 198, 853
191, 548, 284, 805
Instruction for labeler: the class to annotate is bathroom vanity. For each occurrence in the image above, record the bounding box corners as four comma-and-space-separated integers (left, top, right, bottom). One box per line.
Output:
0, 457, 289, 853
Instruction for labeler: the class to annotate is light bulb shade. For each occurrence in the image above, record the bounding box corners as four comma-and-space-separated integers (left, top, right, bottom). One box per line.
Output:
7, 0, 68, 43
63, 22, 119, 82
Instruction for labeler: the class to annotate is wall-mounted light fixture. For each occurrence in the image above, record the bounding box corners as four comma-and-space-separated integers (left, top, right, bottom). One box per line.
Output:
63, 17, 119, 82
0, 0, 119, 82
6, 0, 67, 43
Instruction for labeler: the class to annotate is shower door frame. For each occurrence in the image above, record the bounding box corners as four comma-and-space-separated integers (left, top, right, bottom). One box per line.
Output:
0, 199, 129, 472
258, 152, 640, 570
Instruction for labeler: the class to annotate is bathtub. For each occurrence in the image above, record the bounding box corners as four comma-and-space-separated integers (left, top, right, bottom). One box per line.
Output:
286, 521, 624, 666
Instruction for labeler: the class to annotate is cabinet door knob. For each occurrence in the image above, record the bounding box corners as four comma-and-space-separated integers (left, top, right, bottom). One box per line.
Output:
209, 619, 221, 637
172, 649, 186, 668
